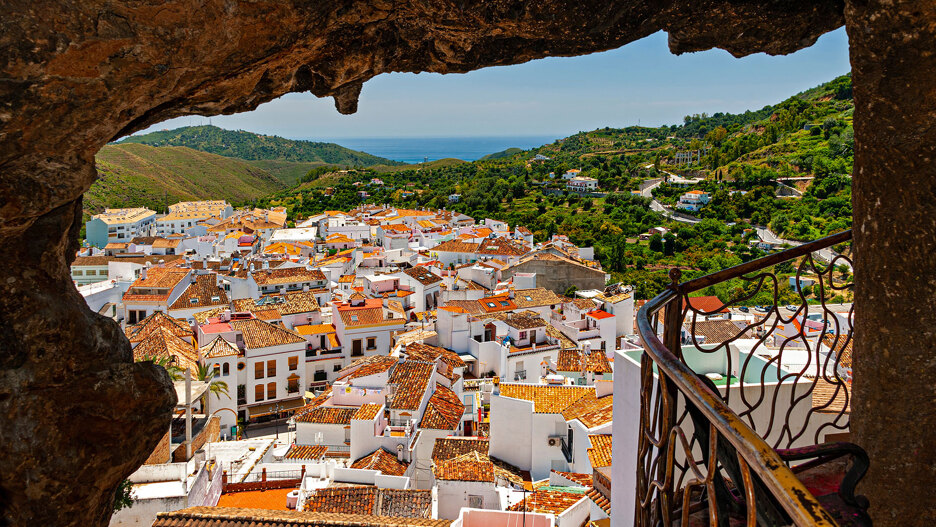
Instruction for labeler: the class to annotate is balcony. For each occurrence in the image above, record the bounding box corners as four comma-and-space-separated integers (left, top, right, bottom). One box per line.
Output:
635, 230, 868, 526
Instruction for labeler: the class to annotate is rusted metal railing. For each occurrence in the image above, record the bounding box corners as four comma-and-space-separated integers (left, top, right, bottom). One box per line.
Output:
635, 230, 854, 526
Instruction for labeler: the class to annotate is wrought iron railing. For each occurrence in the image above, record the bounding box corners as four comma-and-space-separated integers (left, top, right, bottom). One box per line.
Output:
635, 230, 855, 526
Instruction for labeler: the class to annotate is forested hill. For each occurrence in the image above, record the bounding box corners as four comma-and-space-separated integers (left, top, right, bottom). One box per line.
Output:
118, 125, 405, 180
86, 143, 286, 216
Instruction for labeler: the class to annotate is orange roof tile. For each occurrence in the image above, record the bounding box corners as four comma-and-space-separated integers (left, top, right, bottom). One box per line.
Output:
284, 444, 327, 460
498, 384, 594, 414
387, 361, 434, 410
352, 403, 383, 421
419, 385, 464, 430
507, 490, 585, 514
587, 434, 612, 468
351, 448, 409, 476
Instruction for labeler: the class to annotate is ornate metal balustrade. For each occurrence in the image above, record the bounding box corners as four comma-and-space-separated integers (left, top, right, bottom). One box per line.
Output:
635, 230, 862, 526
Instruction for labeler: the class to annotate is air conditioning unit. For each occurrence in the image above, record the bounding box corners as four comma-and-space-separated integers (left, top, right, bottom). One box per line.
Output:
547, 437, 560, 447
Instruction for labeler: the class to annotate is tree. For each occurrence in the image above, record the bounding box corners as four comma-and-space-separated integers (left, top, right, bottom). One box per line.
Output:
193, 363, 230, 400
136, 355, 183, 381
648, 233, 664, 253
112, 478, 133, 513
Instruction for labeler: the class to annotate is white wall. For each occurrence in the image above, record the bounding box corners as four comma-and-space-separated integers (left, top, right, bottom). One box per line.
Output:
436, 480, 499, 520
488, 395, 532, 471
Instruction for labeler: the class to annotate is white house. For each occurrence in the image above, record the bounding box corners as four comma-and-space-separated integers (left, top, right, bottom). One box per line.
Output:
228, 317, 308, 423
566, 176, 599, 192
85, 207, 157, 248
677, 190, 711, 212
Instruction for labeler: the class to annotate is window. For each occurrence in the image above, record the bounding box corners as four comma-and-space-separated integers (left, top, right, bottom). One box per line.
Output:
254, 362, 264, 379
519, 331, 527, 339
222, 363, 230, 376
468, 495, 483, 509
333, 364, 342, 372
73, 270, 83, 276
254, 384, 264, 401
267, 382, 276, 399
366, 337, 377, 350
267, 360, 276, 377
213, 364, 221, 377
352, 339, 363, 357
288, 356, 298, 371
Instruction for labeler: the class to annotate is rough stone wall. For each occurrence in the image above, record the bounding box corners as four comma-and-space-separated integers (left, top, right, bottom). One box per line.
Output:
173, 415, 221, 463
145, 429, 172, 465
502, 260, 606, 293
846, 0, 936, 524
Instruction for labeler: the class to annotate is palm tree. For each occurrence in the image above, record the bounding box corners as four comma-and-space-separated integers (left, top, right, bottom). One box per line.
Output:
193, 363, 230, 400
136, 354, 183, 381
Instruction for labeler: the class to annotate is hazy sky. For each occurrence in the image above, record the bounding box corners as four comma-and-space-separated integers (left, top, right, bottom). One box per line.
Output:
142, 28, 849, 140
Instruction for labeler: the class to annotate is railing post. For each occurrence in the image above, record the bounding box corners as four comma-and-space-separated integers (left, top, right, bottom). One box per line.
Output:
662, 269, 683, 360
658, 269, 684, 524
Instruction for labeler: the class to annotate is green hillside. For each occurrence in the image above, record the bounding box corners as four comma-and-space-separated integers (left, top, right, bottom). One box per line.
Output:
257, 74, 855, 301
86, 143, 286, 215
119, 125, 405, 183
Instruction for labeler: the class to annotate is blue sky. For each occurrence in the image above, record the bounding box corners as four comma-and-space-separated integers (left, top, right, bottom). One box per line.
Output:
144, 28, 849, 139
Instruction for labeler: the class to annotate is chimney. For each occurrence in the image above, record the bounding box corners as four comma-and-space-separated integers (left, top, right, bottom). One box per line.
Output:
222, 309, 231, 322
263, 260, 270, 270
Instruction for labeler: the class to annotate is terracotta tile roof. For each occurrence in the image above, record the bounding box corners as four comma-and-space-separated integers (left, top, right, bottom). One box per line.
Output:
587, 434, 612, 468
545, 325, 578, 350
498, 384, 594, 414
431, 240, 480, 253
821, 334, 854, 369
683, 319, 753, 344
352, 403, 382, 421
512, 288, 564, 308
336, 356, 397, 381
431, 437, 489, 464
200, 336, 239, 359
351, 448, 409, 476
292, 388, 334, 419
128, 267, 190, 290
240, 290, 321, 315
433, 452, 527, 487
216, 488, 295, 511
125, 311, 191, 343
433, 451, 495, 482
443, 300, 484, 316
229, 318, 305, 349
504, 312, 547, 330
812, 378, 851, 414
294, 406, 357, 425
192, 306, 227, 324
305, 488, 432, 518
336, 299, 394, 327
387, 361, 435, 410
562, 394, 613, 428
476, 238, 525, 257
419, 385, 465, 430
133, 327, 198, 371
507, 490, 585, 514
284, 444, 328, 460
153, 506, 450, 526
586, 486, 611, 515
551, 470, 593, 487
402, 267, 443, 286
556, 349, 612, 374
681, 295, 730, 314
169, 274, 229, 310
402, 343, 466, 369
252, 267, 326, 286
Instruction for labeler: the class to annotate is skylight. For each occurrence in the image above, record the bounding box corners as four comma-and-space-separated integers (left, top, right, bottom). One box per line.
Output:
351, 315, 358, 322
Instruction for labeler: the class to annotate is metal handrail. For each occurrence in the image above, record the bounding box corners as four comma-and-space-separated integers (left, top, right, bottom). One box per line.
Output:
635, 229, 852, 526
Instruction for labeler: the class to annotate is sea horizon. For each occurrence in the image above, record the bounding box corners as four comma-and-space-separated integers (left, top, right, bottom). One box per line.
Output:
301, 135, 560, 164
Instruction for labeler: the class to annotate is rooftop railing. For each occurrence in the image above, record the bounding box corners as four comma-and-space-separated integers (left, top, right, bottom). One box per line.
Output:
635, 230, 858, 526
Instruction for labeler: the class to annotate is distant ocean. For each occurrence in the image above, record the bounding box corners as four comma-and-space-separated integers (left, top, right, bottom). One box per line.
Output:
309, 136, 558, 164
